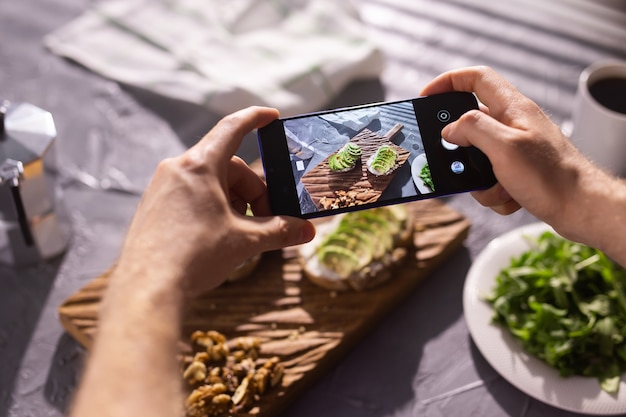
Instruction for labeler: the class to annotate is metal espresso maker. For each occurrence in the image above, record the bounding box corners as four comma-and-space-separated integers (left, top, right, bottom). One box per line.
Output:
0, 99, 69, 266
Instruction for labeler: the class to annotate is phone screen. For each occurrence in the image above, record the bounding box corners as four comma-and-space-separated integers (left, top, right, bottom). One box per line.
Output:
258, 92, 496, 218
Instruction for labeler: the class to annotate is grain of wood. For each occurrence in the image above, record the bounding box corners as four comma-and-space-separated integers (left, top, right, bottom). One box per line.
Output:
300, 126, 411, 209
58, 198, 470, 417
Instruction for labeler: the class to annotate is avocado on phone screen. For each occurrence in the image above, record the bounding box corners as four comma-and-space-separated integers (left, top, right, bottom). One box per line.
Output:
257, 92, 496, 219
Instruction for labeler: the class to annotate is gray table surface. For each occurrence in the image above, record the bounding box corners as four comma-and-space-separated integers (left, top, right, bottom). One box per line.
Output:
2, 1, 626, 416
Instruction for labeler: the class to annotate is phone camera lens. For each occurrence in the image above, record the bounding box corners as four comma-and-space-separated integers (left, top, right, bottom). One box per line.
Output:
437, 110, 451, 123
451, 161, 465, 174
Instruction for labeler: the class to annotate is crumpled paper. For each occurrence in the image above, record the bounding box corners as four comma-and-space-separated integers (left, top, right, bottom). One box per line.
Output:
44, 0, 384, 116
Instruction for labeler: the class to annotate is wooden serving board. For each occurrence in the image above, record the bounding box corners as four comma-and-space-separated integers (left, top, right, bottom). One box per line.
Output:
300, 124, 410, 209
58, 198, 469, 417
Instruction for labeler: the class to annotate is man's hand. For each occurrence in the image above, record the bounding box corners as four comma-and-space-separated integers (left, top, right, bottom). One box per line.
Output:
118, 106, 315, 294
70, 107, 316, 417
421, 66, 626, 265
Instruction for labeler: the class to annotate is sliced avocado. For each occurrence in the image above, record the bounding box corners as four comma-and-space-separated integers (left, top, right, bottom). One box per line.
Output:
367, 208, 403, 232
359, 210, 400, 234
337, 158, 350, 170
356, 212, 395, 251
315, 206, 409, 276
336, 220, 374, 237
386, 205, 408, 223
322, 231, 358, 251
370, 161, 388, 173
340, 217, 379, 240
346, 217, 391, 258
375, 155, 395, 171
328, 154, 340, 171
325, 229, 375, 268
317, 245, 360, 277
329, 144, 361, 169
329, 145, 360, 171
345, 143, 362, 158
370, 146, 397, 173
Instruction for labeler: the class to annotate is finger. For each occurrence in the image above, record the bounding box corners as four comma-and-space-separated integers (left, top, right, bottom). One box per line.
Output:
471, 183, 512, 207
490, 200, 522, 216
230, 196, 248, 216
420, 66, 521, 119
471, 185, 521, 215
246, 216, 316, 252
227, 157, 273, 216
442, 109, 517, 155
195, 106, 279, 161
248, 195, 273, 217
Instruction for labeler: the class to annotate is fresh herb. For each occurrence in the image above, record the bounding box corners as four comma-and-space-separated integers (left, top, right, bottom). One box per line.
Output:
487, 232, 626, 393
419, 163, 434, 191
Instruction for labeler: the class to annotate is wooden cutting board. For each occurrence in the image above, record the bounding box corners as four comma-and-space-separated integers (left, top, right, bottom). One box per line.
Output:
300, 124, 410, 210
58, 198, 470, 416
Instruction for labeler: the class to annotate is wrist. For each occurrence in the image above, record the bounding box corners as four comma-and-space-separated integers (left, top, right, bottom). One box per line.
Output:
558, 165, 626, 265
101, 253, 186, 329
73, 257, 186, 417
109, 255, 185, 297
586, 176, 626, 259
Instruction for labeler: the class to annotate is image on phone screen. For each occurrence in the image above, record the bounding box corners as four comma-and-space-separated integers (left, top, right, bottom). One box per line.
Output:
259, 92, 496, 218
285, 100, 431, 215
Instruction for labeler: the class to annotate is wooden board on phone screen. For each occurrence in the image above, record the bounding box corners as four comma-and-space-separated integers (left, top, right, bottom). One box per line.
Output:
300, 124, 410, 209
58, 198, 470, 417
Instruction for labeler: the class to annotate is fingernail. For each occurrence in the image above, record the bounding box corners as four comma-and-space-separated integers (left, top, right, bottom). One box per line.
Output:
300, 222, 316, 243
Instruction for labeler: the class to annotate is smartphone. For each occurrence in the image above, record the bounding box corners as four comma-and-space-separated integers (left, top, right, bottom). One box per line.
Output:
257, 92, 496, 219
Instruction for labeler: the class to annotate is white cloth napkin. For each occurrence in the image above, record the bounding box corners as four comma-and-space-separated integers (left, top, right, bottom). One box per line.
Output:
44, 0, 384, 116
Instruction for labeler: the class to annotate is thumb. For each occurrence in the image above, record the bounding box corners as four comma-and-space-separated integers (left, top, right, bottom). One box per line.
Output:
442, 109, 513, 154
251, 216, 316, 252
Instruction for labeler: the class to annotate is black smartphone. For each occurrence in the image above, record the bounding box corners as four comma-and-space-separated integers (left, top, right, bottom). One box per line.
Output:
257, 92, 496, 219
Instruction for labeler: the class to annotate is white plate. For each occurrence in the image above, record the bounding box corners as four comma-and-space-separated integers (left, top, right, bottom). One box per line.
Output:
411, 154, 434, 194
463, 222, 626, 415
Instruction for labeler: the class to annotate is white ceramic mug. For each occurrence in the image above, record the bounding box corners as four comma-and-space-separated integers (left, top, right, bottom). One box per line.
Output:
570, 60, 626, 177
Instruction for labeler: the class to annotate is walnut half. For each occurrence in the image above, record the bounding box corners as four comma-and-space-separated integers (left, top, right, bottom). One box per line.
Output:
183, 330, 284, 417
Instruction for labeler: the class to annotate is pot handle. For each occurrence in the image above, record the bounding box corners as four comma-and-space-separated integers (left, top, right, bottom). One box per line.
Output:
10, 181, 35, 246
1, 159, 34, 246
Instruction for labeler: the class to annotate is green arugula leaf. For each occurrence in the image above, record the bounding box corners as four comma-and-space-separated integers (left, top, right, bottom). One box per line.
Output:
487, 232, 626, 393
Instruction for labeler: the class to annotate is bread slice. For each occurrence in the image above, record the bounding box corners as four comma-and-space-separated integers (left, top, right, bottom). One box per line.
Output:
298, 205, 413, 291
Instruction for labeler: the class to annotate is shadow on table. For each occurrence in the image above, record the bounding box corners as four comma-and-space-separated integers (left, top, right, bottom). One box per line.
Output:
43, 333, 85, 415
122, 78, 385, 164
281, 247, 473, 417
0, 257, 64, 417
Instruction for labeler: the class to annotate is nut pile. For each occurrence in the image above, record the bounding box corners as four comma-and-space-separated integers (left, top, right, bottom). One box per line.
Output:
182, 330, 284, 417
319, 190, 364, 210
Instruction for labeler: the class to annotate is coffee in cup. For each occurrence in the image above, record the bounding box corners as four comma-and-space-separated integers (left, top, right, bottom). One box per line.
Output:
570, 60, 626, 177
